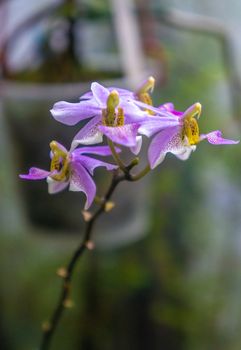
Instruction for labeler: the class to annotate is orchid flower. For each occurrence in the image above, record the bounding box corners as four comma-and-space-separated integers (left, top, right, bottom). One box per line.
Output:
50, 78, 180, 155
20, 142, 118, 209
138, 102, 239, 169
50, 82, 151, 154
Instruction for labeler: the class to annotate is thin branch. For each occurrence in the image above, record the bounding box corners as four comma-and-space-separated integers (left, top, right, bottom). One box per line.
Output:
39, 161, 141, 350
131, 164, 150, 181
107, 139, 127, 174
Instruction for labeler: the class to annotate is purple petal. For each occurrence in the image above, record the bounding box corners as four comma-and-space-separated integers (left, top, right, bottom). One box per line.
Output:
99, 123, 140, 147
73, 155, 118, 175
130, 136, 142, 155
120, 101, 149, 123
134, 100, 180, 119
172, 145, 196, 160
19, 167, 51, 180
50, 101, 100, 126
80, 87, 134, 101
69, 162, 96, 209
159, 102, 175, 110
139, 116, 181, 137
200, 130, 239, 145
91, 82, 110, 108
79, 91, 93, 100
71, 116, 103, 150
112, 87, 134, 98
148, 126, 181, 169
72, 145, 120, 157
47, 178, 69, 194
158, 103, 183, 116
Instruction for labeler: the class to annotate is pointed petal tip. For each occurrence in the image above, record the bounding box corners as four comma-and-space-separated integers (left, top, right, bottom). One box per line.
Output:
201, 130, 239, 145
90, 81, 98, 90
19, 167, 51, 180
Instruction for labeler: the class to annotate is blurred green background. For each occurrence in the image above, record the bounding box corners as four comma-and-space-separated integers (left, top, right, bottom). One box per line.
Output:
0, 0, 241, 349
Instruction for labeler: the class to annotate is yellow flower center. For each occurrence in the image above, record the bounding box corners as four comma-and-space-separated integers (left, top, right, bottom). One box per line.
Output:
138, 92, 153, 106
50, 141, 70, 181
182, 103, 202, 145
102, 90, 125, 127
136, 76, 155, 114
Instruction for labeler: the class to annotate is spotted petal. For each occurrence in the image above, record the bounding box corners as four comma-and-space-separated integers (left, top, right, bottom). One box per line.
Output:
200, 130, 239, 145
99, 123, 140, 147
69, 162, 96, 209
148, 126, 181, 169
71, 116, 103, 150
173, 145, 196, 160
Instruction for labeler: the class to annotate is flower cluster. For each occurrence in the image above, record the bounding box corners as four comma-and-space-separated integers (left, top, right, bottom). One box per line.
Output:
20, 77, 238, 209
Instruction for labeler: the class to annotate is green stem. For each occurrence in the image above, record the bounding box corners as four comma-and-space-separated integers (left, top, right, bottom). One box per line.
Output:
107, 138, 150, 181
131, 164, 151, 181
40, 171, 125, 350
107, 139, 127, 173
39, 157, 150, 349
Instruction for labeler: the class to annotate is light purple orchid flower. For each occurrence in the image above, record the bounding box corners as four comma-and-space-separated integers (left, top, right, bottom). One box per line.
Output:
138, 102, 239, 169
19, 142, 118, 209
50, 82, 151, 154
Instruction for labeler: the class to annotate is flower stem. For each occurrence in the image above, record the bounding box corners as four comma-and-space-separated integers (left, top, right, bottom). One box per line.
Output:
39, 171, 126, 350
107, 138, 127, 173
131, 164, 151, 181
39, 154, 150, 349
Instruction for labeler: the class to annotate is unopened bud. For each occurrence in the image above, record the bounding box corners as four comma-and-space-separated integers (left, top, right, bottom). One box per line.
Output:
63, 299, 74, 308
82, 210, 92, 222
57, 267, 68, 278
104, 201, 115, 212
86, 240, 95, 250
42, 321, 52, 332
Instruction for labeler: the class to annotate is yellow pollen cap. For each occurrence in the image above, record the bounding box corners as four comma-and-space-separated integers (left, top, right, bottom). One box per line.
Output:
137, 76, 155, 94
107, 90, 120, 110
183, 102, 202, 120
194, 102, 202, 118
50, 140, 58, 150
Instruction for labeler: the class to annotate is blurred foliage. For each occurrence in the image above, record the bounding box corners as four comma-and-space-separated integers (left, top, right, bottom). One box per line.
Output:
1, 1, 241, 350
4, 0, 122, 82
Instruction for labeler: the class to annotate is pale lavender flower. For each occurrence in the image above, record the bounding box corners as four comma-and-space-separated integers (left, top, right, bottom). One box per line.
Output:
50, 83, 145, 152
139, 102, 239, 169
51, 81, 180, 155
20, 142, 118, 209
